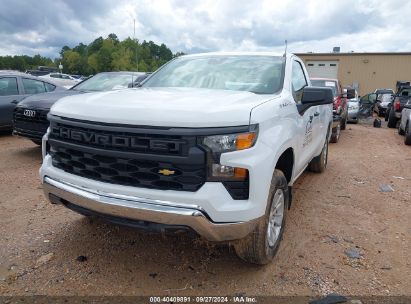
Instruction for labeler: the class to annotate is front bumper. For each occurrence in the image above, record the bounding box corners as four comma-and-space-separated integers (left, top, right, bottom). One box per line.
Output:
42, 176, 260, 242
347, 109, 359, 121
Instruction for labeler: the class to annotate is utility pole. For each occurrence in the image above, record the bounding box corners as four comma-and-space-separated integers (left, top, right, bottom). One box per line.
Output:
134, 19, 138, 72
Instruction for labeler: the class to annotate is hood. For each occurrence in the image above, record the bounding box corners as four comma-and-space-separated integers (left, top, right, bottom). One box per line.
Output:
50, 87, 274, 127
18, 90, 82, 109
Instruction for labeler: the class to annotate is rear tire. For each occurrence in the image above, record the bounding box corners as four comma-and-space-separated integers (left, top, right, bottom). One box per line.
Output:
330, 124, 340, 143
387, 110, 398, 128
233, 169, 289, 265
309, 135, 328, 173
405, 122, 411, 145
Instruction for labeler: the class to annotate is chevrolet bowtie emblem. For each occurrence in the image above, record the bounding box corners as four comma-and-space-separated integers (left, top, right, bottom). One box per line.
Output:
158, 169, 175, 176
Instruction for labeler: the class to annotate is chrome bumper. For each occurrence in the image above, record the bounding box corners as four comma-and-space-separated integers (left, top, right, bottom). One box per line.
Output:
43, 177, 259, 242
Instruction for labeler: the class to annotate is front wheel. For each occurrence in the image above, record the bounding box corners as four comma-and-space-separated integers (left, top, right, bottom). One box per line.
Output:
233, 170, 289, 265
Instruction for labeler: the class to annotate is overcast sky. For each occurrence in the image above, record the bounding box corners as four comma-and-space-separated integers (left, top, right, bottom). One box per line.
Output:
1, 0, 410, 58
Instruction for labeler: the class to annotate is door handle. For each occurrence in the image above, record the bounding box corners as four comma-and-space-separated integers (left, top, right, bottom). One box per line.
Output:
314, 112, 320, 117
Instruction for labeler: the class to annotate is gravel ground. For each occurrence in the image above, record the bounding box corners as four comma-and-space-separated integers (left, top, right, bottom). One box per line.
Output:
0, 121, 410, 297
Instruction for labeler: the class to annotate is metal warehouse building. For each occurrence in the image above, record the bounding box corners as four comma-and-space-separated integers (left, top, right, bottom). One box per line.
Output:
295, 52, 411, 96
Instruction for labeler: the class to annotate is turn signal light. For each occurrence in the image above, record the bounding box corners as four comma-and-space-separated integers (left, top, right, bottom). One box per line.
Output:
236, 133, 257, 150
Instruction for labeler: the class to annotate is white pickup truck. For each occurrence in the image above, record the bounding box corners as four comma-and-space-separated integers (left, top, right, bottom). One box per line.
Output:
40, 52, 335, 264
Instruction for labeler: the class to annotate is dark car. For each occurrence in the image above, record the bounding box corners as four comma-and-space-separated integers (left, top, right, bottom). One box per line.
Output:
387, 82, 411, 128
13, 71, 145, 144
0, 71, 65, 131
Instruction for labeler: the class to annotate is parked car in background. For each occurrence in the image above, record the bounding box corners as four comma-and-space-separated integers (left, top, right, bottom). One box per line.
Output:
358, 93, 377, 118
374, 88, 394, 96
347, 89, 360, 123
387, 83, 411, 128
398, 100, 411, 145
377, 93, 394, 117
13, 71, 145, 144
311, 78, 349, 130
39, 73, 80, 89
0, 71, 64, 131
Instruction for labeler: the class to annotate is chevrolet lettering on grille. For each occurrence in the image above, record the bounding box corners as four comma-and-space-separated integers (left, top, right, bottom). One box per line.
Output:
51, 126, 183, 153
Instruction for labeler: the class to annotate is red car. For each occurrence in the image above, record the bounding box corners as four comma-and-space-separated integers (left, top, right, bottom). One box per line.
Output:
311, 78, 349, 130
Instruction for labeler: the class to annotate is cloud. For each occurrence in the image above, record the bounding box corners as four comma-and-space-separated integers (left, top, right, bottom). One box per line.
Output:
0, 0, 410, 58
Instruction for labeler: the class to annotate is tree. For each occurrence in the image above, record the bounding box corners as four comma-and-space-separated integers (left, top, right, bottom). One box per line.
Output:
87, 53, 99, 73
63, 50, 81, 73
138, 59, 148, 72
0, 33, 180, 74
60, 46, 71, 57
111, 46, 132, 71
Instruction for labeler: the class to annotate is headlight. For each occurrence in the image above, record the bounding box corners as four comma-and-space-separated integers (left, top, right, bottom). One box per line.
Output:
200, 131, 257, 153
199, 129, 257, 181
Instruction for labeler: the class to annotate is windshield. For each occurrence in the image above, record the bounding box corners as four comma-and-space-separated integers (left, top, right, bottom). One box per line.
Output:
72, 73, 136, 92
311, 79, 337, 97
379, 94, 393, 102
142, 55, 285, 94
376, 89, 393, 95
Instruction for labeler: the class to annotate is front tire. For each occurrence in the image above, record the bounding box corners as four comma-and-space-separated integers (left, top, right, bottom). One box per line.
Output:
233, 169, 289, 265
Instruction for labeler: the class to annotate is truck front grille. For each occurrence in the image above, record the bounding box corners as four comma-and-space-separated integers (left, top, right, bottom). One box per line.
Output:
50, 146, 205, 191
48, 117, 207, 192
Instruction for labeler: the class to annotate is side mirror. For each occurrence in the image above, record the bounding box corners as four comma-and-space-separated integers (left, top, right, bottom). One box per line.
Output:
128, 82, 141, 88
302, 87, 334, 105
298, 86, 334, 114
347, 88, 356, 99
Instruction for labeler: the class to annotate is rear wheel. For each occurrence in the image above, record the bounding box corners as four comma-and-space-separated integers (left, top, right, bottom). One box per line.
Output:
330, 124, 340, 143
233, 169, 289, 265
309, 135, 328, 173
387, 110, 398, 128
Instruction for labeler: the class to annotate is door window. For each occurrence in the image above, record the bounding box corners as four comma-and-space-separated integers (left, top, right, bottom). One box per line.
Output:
22, 78, 47, 94
291, 61, 307, 102
44, 82, 56, 92
0, 77, 19, 96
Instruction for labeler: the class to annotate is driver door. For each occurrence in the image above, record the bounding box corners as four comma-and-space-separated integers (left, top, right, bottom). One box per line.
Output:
359, 93, 376, 117
291, 60, 320, 171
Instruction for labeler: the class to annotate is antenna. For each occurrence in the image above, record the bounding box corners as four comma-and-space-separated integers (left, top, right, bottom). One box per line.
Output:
283, 40, 288, 57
